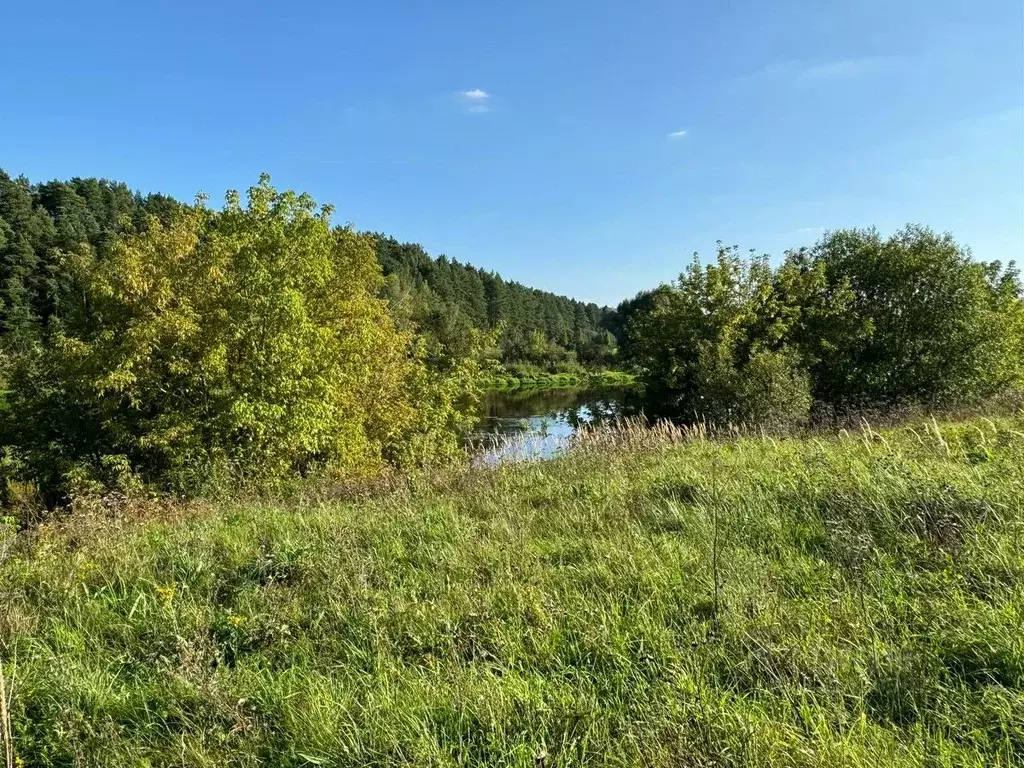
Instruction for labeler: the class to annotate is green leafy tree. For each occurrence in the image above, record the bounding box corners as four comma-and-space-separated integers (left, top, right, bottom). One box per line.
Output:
802, 225, 1023, 405
622, 244, 811, 425
621, 228, 1023, 425
735, 348, 812, 428
5, 177, 471, 501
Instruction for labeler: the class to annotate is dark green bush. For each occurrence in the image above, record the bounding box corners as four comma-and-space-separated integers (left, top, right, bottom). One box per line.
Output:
620, 227, 1024, 422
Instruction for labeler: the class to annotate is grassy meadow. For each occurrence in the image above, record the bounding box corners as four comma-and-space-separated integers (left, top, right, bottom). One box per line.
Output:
1, 415, 1023, 766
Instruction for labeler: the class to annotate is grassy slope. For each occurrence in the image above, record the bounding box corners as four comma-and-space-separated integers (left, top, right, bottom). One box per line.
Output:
1, 417, 1023, 767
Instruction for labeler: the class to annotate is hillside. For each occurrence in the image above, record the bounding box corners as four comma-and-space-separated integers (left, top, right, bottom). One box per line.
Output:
375, 236, 616, 369
0, 171, 617, 370
2, 415, 1022, 766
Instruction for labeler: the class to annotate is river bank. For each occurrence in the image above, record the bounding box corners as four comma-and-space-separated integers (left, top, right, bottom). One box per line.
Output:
479, 369, 635, 391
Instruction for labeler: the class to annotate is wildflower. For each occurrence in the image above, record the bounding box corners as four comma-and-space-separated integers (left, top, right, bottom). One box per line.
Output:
155, 585, 175, 603
229, 615, 246, 627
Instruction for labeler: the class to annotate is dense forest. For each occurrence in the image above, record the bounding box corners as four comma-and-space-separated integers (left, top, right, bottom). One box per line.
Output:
0, 170, 617, 377
0, 171, 184, 351
376, 237, 617, 372
0, 172, 485, 503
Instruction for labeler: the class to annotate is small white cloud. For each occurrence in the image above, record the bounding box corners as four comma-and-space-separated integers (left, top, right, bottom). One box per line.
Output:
668, 130, 688, 139
457, 88, 492, 114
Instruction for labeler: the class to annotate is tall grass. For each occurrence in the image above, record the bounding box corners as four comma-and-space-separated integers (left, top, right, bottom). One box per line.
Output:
0, 661, 12, 768
1, 415, 1022, 766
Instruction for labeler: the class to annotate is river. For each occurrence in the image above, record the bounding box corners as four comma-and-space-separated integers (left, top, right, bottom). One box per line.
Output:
466, 386, 636, 464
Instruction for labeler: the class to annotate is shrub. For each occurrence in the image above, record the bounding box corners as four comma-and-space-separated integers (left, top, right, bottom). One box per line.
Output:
2, 177, 473, 502
619, 227, 1024, 423
621, 244, 812, 426
799, 225, 1024, 405
736, 348, 812, 428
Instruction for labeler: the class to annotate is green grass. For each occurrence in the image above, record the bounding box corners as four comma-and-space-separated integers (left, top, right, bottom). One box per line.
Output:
2, 416, 1023, 766
481, 369, 635, 391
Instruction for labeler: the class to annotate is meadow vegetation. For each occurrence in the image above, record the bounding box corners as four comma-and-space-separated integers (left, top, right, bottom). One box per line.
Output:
1, 415, 1022, 766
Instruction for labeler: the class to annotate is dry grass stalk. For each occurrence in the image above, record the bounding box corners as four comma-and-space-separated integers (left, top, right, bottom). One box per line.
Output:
0, 661, 13, 768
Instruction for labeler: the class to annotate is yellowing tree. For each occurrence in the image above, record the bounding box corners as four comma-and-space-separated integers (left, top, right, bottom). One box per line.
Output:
7, 176, 471, 500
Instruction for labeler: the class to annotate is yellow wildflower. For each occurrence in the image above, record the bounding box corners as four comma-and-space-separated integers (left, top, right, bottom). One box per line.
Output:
155, 585, 175, 603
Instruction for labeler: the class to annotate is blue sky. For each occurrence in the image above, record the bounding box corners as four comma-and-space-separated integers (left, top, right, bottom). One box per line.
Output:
2, 0, 1021, 306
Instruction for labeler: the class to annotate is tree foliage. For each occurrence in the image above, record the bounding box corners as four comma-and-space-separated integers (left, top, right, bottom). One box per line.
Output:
2, 164, 1020, 499
620, 227, 1023, 425
3, 177, 472, 501
0, 169, 619, 378
797, 226, 1024, 405
0, 170, 183, 361
375, 236, 618, 372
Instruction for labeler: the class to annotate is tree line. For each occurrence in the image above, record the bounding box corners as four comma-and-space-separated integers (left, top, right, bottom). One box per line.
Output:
0, 170, 618, 373
0, 173, 481, 503
0, 169, 620, 502
376, 237, 617, 372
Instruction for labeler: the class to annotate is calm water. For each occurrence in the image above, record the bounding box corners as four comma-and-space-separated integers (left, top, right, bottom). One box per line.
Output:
467, 386, 635, 465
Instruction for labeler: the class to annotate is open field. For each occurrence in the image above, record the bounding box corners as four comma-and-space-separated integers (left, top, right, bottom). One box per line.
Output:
1, 415, 1023, 766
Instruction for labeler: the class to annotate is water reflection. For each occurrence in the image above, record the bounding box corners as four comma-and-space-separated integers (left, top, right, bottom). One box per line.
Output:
467, 386, 637, 464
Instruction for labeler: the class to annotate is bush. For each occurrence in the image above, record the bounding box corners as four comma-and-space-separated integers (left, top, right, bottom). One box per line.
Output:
797, 225, 1024, 405
736, 348, 812, 428
620, 244, 813, 426
2, 177, 473, 502
619, 227, 1024, 424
